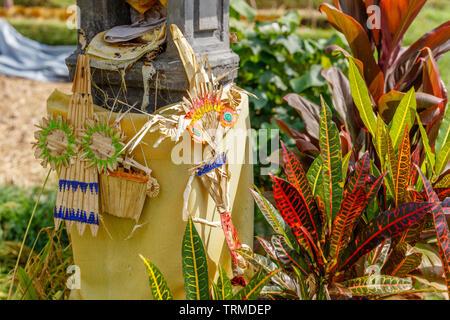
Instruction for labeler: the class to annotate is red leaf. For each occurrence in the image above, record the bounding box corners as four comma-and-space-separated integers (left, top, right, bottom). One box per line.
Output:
340, 201, 436, 270
271, 175, 319, 255
333, 0, 369, 35
275, 119, 304, 140
379, 0, 426, 68
330, 188, 367, 265
321, 67, 360, 150
319, 3, 384, 100
393, 21, 450, 86
415, 165, 450, 294
295, 139, 319, 154
367, 171, 389, 206
281, 142, 321, 241
422, 48, 448, 146
409, 146, 421, 186
283, 93, 321, 140
437, 189, 450, 201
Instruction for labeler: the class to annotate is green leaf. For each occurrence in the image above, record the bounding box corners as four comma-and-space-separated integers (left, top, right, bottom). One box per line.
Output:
342, 151, 351, 183
375, 116, 387, 171
292, 265, 311, 300
436, 140, 450, 180
211, 282, 221, 301
416, 114, 435, 175
319, 98, 343, 226
389, 88, 416, 150
235, 248, 297, 292
371, 239, 392, 270
348, 58, 377, 137
140, 254, 173, 300
436, 103, 450, 156
229, 0, 256, 21
271, 235, 310, 275
435, 105, 450, 179
260, 285, 298, 299
342, 275, 412, 296
277, 10, 301, 33
215, 266, 233, 300
182, 216, 209, 300
289, 65, 325, 94
385, 127, 397, 199
17, 267, 38, 300
307, 156, 324, 200
233, 268, 280, 300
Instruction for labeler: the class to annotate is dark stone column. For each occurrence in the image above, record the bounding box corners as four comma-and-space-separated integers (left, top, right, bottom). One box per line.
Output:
66, 0, 239, 112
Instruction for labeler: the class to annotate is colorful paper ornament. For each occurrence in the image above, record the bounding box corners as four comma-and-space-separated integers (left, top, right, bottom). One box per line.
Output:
220, 107, 238, 127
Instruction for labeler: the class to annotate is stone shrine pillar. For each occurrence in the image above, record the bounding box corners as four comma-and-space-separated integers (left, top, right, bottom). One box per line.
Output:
66, 0, 239, 111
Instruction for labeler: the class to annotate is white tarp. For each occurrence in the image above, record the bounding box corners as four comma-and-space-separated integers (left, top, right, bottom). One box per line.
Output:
0, 18, 76, 82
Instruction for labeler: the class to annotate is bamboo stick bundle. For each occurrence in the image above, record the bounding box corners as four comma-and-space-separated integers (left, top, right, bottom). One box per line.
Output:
54, 54, 100, 236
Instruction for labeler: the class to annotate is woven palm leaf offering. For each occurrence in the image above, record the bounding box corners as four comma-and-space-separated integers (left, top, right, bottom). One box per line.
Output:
34, 54, 160, 236
77, 116, 158, 222
97, 136, 160, 222
66, 78, 159, 224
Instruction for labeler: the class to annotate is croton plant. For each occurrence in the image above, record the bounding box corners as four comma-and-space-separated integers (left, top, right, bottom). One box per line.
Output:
141, 0, 449, 300
245, 98, 449, 299
242, 0, 450, 299
280, 0, 448, 169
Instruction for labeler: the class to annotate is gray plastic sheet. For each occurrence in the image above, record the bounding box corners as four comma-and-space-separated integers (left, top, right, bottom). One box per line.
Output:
0, 18, 76, 82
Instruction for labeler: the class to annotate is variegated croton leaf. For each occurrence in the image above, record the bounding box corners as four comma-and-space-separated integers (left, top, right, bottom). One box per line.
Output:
339, 201, 437, 271
415, 165, 450, 295
281, 141, 322, 240
270, 175, 321, 261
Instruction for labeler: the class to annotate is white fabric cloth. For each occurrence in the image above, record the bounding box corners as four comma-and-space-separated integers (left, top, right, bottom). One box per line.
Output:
0, 18, 75, 82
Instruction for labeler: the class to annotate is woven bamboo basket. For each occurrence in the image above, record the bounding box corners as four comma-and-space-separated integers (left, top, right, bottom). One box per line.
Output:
100, 168, 149, 222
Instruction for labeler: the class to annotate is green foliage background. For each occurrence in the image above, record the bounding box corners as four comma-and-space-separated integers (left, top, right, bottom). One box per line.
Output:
230, 3, 347, 189
0, 185, 63, 251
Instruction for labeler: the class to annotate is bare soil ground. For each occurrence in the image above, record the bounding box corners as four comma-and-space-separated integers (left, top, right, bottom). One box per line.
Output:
0, 75, 71, 187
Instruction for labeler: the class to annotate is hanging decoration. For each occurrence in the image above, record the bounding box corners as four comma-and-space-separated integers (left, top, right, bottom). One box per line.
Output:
53, 54, 101, 236
79, 117, 125, 173
99, 148, 159, 221
33, 54, 160, 236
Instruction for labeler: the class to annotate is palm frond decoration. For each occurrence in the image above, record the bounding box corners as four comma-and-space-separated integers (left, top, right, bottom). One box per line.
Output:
183, 86, 238, 146
79, 117, 125, 173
